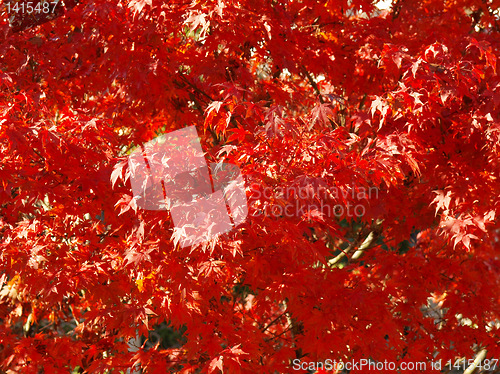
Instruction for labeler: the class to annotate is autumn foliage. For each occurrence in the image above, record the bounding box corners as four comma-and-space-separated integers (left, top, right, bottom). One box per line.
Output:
1, 0, 500, 373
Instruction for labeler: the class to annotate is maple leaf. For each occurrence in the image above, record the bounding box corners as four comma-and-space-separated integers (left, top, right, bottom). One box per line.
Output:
370, 96, 390, 130
124, 245, 154, 266
110, 160, 128, 188
115, 194, 138, 215
431, 190, 453, 216
310, 102, 335, 129
208, 355, 224, 374
185, 11, 211, 40
128, 0, 152, 17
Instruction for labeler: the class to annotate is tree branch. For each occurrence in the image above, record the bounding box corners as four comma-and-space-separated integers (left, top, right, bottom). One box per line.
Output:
301, 65, 324, 104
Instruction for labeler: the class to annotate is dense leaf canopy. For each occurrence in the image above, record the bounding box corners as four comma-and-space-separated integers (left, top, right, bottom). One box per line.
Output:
1, 0, 500, 373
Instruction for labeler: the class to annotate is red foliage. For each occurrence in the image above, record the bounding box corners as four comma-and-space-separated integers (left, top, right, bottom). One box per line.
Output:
0, 0, 499, 373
